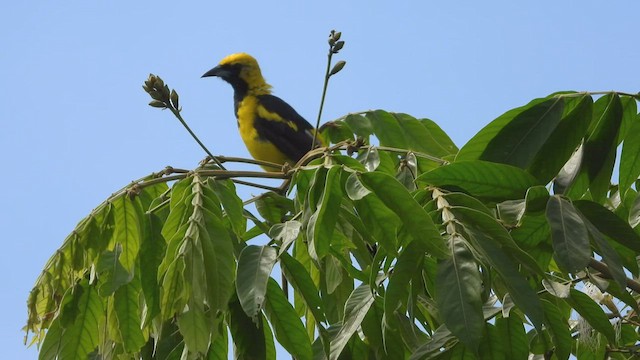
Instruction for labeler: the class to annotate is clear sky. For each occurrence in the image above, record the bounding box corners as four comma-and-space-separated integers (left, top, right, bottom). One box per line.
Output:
2, 1, 639, 358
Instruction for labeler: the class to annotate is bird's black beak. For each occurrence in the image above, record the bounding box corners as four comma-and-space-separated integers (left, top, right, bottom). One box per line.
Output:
202, 65, 225, 78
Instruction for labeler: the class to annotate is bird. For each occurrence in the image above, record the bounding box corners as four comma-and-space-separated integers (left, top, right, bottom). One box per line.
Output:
202, 53, 319, 170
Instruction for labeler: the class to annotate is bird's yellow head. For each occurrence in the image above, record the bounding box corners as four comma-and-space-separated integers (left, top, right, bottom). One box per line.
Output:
202, 53, 272, 96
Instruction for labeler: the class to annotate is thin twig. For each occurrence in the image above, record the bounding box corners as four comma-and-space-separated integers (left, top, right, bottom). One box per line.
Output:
212, 155, 283, 170
167, 107, 226, 170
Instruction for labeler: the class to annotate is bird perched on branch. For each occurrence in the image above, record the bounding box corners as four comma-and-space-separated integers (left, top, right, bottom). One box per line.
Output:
202, 53, 319, 170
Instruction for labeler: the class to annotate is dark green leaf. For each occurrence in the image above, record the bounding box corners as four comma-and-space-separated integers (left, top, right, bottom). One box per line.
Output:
495, 316, 528, 360
417, 160, 540, 201
528, 95, 593, 184
435, 236, 484, 352
236, 245, 278, 323
329, 284, 374, 360
619, 114, 640, 197
308, 166, 343, 260
566, 288, 616, 343
384, 240, 426, 331
541, 300, 572, 360
280, 252, 325, 325
359, 171, 447, 258
582, 217, 626, 289
568, 93, 623, 201
452, 207, 544, 329
264, 278, 313, 360
365, 110, 408, 149
208, 179, 246, 236
255, 192, 294, 224
228, 293, 267, 359
574, 200, 640, 253
457, 97, 552, 162
480, 97, 565, 168
545, 196, 590, 272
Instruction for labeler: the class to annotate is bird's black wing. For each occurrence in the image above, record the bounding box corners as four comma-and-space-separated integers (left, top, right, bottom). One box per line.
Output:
254, 94, 317, 162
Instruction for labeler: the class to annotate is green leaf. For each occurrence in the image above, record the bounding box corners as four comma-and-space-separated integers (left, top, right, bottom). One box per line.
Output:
38, 317, 62, 360
200, 207, 235, 314
582, 217, 626, 289
139, 213, 165, 325
208, 179, 246, 236
541, 300, 572, 360
478, 324, 505, 360
511, 213, 550, 249
113, 195, 142, 273
359, 171, 447, 258
567, 93, 623, 201
357, 146, 380, 171
452, 207, 545, 329
495, 315, 528, 360
408, 325, 455, 360
308, 166, 343, 260
95, 246, 131, 296
365, 110, 408, 149
236, 245, 278, 323
113, 281, 145, 352
528, 95, 593, 184
418, 117, 459, 156
228, 293, 268, 359
59, 280, 102, 360
160, 257, 186, 319
270, 220, 301, 254
264, 278, 313, 360
329, 284, 375, 360
417, 160, 540, 201
457, 97, 552, 162
435, 235, 484, 352
480, 97, 565, 168
177, 306, 210, 354
280, 252, 325, 325
161, 177, 193, 242
619, 114, 640, 197
566, 288, 616, 343
546, 196, 590, 273
574, 200, 640, 253
384, 240, 426, 330
255, 192, 294, 224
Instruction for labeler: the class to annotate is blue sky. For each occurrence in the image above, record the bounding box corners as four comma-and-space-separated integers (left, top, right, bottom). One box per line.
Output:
2, 1, 639, 358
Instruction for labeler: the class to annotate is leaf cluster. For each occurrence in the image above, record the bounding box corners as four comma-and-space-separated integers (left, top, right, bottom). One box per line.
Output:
26, 92, 640, 359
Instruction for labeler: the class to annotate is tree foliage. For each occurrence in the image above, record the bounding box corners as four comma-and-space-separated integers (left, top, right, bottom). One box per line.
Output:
26, 87, 640, 359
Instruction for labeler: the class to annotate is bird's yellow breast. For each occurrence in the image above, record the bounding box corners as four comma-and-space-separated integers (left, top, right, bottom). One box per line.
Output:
236, 96, 293, 167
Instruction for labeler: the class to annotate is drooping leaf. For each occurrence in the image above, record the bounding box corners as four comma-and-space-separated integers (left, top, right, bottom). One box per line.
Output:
566, 288, 616, 344
541, 299, 572, 360
435, 235, 484, 352
58, 280, 103, 360
308, 166, 343, 260
495, 315, 528, 360
417, 160, 541, 201
177, 306, 210, 355
264, 278, 313, 360
545, 196, 591, 273
208, 179, 246, 236
619, 114, 640, 197
567, 93, 623, 201
329, 284, 375, 360
113, 195, 142, 274
280, 252, 326, 325
574, 200, 640, 253
228, 293, 268, 359
527, 94, 593, 184
113, 281, 146, 352
236, 245, 278, 323
480, 96, 565, 168
359, 171, 447, 258
453, 207, 545, 329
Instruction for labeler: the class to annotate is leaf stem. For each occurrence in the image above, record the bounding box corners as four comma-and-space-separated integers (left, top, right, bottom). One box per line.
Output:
168, 107, 226, 170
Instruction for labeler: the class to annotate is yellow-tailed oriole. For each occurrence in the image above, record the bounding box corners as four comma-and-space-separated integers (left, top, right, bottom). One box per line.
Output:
202, 53, 319, 169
